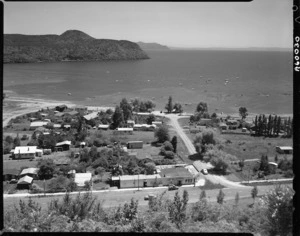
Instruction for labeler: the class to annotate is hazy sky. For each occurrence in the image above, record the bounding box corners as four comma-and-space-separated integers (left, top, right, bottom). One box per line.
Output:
4, 0, 292, 48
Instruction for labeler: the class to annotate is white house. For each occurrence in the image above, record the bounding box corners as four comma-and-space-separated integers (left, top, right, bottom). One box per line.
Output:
12, 146, 43, 159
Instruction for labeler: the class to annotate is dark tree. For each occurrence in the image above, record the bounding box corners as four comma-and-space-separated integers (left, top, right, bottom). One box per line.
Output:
154, 126, 170, 143
171, 136, 178, 153
146, 114, 156, 125
173, 103, 183, 113
165, 96, 173, 113
217, 189, 225, 204
196, 102, 208, 114
120, 98, 132, 121
251, 185, 258, 203
112, 105, 124, 128
37, 159, 56, 180
239, 107, 248, 120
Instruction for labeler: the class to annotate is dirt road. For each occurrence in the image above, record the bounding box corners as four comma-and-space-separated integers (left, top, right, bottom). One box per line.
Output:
153, 111, 245, 188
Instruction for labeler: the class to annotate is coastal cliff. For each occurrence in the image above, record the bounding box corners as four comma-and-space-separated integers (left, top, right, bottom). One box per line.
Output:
4, 30, 150, 63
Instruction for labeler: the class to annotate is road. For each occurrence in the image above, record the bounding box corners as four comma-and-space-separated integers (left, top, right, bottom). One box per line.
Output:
5, 184, 292, 210
152, 111, 245, 188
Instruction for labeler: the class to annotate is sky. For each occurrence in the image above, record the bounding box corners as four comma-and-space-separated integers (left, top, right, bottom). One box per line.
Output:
4, 0, 293, 48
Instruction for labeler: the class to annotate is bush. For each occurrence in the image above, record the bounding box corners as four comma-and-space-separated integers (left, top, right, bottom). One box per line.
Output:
164, 151, 175, 159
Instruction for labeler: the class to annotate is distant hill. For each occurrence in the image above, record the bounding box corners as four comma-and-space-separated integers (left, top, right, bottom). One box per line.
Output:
137, 42, 169, 50
4, 30, 150, 63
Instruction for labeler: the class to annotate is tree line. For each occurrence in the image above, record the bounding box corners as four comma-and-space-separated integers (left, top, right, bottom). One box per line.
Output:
254, 114, 293, 137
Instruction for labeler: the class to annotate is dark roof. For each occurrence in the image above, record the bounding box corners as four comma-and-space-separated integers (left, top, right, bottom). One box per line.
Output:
159, 167, 193, 178
3, 169, 20, 175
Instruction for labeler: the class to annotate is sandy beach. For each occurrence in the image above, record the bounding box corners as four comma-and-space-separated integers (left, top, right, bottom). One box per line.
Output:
3, 96, 78, 127
3, 91, 292, 129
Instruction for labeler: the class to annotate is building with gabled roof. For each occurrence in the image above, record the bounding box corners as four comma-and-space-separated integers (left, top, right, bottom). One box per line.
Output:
30, 121, 49, 130
17, 176, 33, 189
83, 112, 99, 121
55, 140, 72, 151
12, 146, 43, 159
19, 167, 39, 179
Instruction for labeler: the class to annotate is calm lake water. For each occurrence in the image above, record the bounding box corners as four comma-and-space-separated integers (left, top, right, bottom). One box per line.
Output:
3, 50, 293, 114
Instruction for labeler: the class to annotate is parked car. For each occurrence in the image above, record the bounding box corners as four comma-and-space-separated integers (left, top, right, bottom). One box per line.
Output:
168, 184, 179, 191
144, 193, 157, 201
201, 169, 208, 175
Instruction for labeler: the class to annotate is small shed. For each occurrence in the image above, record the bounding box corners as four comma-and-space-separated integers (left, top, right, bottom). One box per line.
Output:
98, 124, 110, 130
219, 123, 228, 130
80, 142, 86, 148
53, 124, 62, 129
17, 176, 33, 189
276, 146, 293, 154
242, 127, 247, 132
127, 141, 143, 149
55, 140, 72, 151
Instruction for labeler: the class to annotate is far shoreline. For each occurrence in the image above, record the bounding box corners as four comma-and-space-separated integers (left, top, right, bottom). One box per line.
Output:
3, 94, 293, 128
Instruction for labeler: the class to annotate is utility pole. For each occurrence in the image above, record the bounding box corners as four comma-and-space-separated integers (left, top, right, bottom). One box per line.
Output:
138, 174, 139, 191
44, 179, 46, 196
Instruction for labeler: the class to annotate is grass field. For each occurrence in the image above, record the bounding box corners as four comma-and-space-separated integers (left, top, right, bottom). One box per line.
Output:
3, 159, 38, 170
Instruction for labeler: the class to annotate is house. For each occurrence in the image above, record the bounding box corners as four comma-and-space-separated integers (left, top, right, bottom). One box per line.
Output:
44, 118, 51, 122
55, 105, 68, 112
29, 117, 38, 122
19, 168, 39, 179
116, 128, 133, 134
55, 141, 72, 151
3, 169, 19, 181
276, 146, 293, 154
40, 113, 48, 117
98, 124, 110, 130
158, 167, 194, 186
127, 141, 143, 149
30, 121, 49, 130
111, 174, 162, 188
17, 176, 33, 189
83, 112, 99, 121
12, 146, 43, 159
219, 123, 228, 130
74, 173, 92, 187
127, 120, 135, 127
